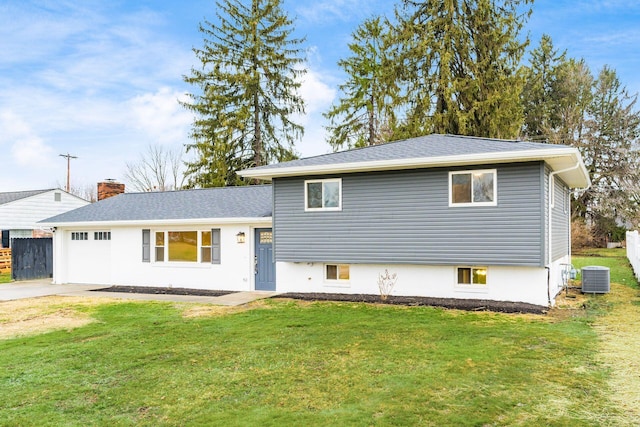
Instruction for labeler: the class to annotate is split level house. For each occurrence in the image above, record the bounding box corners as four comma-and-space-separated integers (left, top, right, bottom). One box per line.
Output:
42, 134, 590, 307
0, 189, 89, 248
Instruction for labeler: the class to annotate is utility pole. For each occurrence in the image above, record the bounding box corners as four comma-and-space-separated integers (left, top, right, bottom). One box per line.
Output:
59, 153, 78, 192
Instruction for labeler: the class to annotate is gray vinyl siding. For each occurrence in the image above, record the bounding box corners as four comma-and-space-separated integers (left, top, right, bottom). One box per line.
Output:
273, 162, 545, 267
551, 174, 570, 261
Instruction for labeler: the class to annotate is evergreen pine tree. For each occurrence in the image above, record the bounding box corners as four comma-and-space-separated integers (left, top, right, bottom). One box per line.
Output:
395, 0, 532, 139
521, 34, 567, 142
324, 17, 398, 150
181, 0, 305, 187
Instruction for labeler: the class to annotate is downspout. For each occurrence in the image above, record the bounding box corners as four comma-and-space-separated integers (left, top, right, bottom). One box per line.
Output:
547, 162, 582, 306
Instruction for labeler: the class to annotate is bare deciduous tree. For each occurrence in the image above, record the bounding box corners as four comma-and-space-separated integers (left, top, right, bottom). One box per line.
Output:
55, 181, 97, 202
124, 144, 186, 192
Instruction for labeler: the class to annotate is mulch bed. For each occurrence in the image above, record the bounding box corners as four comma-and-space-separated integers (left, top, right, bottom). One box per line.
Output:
92, 286, 236, 298
91, 286, 547, 314
276, 292, 548, 314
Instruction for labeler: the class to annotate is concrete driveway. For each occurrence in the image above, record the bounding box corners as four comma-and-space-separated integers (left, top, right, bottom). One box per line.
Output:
0, 280, 104, 301
0, 280, 280, 306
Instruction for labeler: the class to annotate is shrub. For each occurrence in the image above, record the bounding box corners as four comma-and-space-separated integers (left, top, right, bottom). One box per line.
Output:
572, 218, 595, 250
378, 269, 397, 301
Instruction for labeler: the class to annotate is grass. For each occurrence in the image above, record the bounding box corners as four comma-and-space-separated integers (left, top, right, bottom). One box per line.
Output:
572, 248, 638, 287
571, 248, 640, 422
0, 249, 638, 426
0, 271, 11, 284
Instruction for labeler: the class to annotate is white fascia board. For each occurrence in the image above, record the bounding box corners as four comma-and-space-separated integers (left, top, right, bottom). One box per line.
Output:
40, 217, 273, 229
239, 148, 590, 188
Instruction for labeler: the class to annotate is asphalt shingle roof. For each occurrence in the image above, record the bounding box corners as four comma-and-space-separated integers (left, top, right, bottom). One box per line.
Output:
0, 189, 54, 206
42, 185, 273, 224
245, 134, 570, 172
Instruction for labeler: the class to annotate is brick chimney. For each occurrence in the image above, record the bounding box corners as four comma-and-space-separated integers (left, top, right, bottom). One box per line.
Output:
97, 180, 125, 201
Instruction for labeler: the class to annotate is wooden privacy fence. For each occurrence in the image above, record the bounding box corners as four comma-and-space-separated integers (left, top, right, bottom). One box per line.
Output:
627, 231, 640, 281
0, 248, 10, 274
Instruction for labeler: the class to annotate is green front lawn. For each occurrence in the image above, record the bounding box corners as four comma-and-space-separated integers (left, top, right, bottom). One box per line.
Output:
0, 304, 621, 425
0, 272, 11, 284
1, 248, 636, 426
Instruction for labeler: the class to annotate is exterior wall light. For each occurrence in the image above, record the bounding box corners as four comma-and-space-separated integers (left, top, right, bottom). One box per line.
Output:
236, 232, 246, 244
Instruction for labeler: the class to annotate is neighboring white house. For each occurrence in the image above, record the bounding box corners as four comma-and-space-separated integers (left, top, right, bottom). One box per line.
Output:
0, 189, 89, 248
43, 134, 591, 307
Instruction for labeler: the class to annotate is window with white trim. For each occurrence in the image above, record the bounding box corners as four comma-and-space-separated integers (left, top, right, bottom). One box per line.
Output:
450, 170, 497, 206
71, 232, 88, 241
201, 231, 212, 263
325, 264, 350, 281
457, 267, 487, 285
153, 230, 220, 263
155, 232, 165, 262
305, 178, 342, 211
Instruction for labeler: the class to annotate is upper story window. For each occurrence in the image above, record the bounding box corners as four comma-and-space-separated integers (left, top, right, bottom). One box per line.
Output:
449, 169, 497, 206
305, 178, 342, 211
54, 192, 61, 202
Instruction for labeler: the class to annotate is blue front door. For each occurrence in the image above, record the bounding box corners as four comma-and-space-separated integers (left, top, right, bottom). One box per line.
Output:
255, 228, 275, 291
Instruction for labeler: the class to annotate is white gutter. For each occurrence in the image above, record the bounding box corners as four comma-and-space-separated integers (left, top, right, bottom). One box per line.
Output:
239, 147, 585, 181
40, 217, 273, 229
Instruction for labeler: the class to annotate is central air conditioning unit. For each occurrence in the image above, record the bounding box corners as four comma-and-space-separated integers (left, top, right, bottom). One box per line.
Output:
581, 266, 610, 294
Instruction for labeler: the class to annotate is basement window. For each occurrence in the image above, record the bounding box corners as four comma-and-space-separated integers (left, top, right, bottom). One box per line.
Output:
325, 264, 350, 281
457, 267, 487, 285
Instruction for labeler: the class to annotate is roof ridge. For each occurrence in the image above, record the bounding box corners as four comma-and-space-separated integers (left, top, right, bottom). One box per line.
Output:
443, 133, 521, 143
250, 134, 440, 169
0, 188, 56, 195
120, 184, 272, 197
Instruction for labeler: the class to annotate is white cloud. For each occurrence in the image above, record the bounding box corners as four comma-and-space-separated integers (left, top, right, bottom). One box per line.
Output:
584, 29, 640, 48
0, 110, 55, 167
295, 0, 383, 24
127, 87, 193, 146
299, 68, 337, 116
294, 67, 337, 157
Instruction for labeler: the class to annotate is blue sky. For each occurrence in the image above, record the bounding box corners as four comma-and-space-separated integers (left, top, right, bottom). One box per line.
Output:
1, 0, 639, 192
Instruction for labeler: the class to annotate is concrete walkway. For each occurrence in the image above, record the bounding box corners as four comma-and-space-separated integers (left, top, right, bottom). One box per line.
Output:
0, 280, 281, 306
